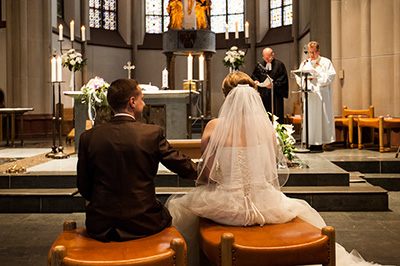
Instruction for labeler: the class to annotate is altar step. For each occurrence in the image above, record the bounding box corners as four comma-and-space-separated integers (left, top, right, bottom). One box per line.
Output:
0, 184, 388, 213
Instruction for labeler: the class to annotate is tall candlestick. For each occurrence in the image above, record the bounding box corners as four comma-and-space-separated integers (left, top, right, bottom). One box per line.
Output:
225, 24, 229, 40
199, 54, 204, 81
187, 53, 193, 81
235, 21, 239, 39
58, 24, 63, 41
56, 56, 62, 82
70, 20, 74, 42
245, 21, 249, 39
51, 57, 57, 82
81, 25, 86, 42
162, 68, 168, 88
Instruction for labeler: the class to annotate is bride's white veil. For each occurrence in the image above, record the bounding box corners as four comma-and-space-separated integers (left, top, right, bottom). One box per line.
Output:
197, 73, 289, 189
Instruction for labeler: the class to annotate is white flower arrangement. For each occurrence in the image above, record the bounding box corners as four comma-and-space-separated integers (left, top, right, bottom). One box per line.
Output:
61, 49, 86, 72
80, 76, 109, 107
270, 113, 296, 161
223, 46, 245, 70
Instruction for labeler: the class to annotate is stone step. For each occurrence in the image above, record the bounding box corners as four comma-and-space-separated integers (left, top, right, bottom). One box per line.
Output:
333, 160, 400, 174
0, 185, 389, 213
0, 188, 85, 213
361, 173, 400, 191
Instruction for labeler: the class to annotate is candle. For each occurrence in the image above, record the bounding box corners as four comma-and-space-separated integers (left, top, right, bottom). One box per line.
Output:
81, 25, 86, 42
70, 20, 74, 42
162, 68, 168, 88
51, 57, 57, 82
56, 56, 62, 82
245, 21, 249, 39
187, 53, 193, 81
199, 54, 204, 81
235, 21, 239, 39
58, 24, 63, 41
225, 24, 229, 40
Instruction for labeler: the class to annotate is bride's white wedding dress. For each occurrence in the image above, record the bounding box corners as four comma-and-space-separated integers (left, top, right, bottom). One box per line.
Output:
166, 84, 381, 266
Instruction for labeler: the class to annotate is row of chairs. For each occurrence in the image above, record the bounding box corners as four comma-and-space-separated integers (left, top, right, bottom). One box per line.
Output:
48, 217, 335, 265
285, 106, 400, 152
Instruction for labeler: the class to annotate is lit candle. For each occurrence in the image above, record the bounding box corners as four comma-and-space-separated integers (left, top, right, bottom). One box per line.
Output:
58, 24, 63, 41
162, 68, 168, 88
199, 54, 204, 81
235, 21, 239, 39
187, 53, 193, 81
70, 20, 74, 42
81, 25, 86, 42
225, 24, 229, 40
245, 21, 249, 39
56, 56, 62, 82
51, 57, 57, 82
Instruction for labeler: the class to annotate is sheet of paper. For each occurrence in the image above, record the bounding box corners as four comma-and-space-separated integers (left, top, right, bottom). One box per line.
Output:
258, 77, 272, 87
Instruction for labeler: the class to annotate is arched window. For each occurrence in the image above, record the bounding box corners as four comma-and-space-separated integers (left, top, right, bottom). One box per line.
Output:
89, 0, 117, 30
144, 0, 244, 34
270, 0, 292, 28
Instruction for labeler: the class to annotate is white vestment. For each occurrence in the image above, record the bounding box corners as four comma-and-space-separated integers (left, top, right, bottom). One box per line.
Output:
296, 56, 336, 145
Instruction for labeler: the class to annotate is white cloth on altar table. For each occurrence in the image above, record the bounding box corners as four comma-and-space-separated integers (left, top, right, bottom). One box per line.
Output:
295, 56, 336, 145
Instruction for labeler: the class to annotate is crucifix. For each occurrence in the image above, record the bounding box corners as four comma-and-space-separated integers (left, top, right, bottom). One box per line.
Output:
123, 61, 135, 79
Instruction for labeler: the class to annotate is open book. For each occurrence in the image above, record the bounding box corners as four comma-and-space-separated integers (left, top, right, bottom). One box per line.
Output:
291, 65, 318, 78
257, 77, 272, 87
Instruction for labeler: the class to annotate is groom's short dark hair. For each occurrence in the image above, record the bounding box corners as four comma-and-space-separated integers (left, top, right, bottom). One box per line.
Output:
107, 79, 140, 112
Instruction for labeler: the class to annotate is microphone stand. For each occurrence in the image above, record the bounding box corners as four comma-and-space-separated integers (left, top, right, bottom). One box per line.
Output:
265, 74, 274, 118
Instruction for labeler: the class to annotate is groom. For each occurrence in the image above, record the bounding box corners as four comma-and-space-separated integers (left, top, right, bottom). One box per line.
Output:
77, 78, 197, 242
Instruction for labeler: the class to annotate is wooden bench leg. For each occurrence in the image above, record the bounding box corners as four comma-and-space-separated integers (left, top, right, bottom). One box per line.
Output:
221, 233, 234, 266
348, 117, 354, 148
50, 245, 66, 266
170, 238, 187, 266
322, 226, 336, 266
358, 122, 364, 149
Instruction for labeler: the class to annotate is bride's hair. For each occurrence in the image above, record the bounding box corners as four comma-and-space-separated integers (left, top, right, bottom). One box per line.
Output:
222, 71, 256, 97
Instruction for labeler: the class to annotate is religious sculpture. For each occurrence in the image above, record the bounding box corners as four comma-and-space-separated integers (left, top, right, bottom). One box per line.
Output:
167, 0, 184, 30
188, 0, 212, 30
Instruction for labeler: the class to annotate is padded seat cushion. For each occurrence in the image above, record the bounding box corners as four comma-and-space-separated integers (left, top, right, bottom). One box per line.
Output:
48, 226, 185, 265
200, 217, 330, 265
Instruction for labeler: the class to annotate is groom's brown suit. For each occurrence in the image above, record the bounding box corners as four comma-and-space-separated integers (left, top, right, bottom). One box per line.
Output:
77, 116, 197, 242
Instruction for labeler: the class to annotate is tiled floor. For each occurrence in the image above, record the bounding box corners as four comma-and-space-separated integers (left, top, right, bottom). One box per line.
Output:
0, 139, 399, 265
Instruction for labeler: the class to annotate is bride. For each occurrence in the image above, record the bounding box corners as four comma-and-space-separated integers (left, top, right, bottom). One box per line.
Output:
166, 72, 380, 266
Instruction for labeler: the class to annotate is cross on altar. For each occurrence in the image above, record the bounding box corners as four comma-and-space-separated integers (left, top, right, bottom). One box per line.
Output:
123, 61, 135, 79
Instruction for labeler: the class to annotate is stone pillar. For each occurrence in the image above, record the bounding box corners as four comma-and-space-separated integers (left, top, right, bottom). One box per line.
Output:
131, 0, 138, 79
360, 0, 371, 108
6, 0, 52, 113
205, 52, 212, 117
331, 0, 342, 115
394, 0, 400, 116
80, 0, 88, 84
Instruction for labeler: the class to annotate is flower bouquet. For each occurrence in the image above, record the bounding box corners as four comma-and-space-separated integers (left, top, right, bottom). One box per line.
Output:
223, 46, 245, 71
270, 113, 296, 162
80, 76, 111, 125
61, 49, 86, 72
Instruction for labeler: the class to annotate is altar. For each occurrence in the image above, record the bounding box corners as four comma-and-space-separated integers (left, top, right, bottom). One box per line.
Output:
65, 90, 198, 152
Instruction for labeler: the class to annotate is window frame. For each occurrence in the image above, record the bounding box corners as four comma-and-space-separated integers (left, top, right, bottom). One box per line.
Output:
269, 0, 292, 29
89, 0, 118, 31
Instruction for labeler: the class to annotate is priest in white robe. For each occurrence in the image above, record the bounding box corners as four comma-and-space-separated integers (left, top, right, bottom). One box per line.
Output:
296, 41, 336, 151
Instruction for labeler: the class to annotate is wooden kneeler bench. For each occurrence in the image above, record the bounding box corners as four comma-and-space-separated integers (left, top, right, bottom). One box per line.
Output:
199, 217, 335, 266
48, 220, 187, 266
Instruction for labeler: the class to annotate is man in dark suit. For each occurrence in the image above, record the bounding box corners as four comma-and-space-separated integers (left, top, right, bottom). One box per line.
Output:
77, 78, 197, 242
251, 47, 289, 124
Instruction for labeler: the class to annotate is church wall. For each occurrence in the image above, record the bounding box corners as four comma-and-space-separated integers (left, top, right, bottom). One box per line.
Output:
0, 28, 6, 96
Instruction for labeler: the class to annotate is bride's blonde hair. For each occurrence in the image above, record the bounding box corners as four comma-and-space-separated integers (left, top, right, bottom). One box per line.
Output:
222, 71, 256, 97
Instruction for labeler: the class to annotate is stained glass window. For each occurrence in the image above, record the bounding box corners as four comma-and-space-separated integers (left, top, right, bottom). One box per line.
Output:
211, 0, 244, 33
89, 0, 117, 30
145, 0, 244, 34
145, 0, 169, 34
270, 0, 292, 28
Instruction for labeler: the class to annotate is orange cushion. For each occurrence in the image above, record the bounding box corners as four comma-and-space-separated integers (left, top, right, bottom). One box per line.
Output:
200, 217, 329, 265
48, 226, 185, 265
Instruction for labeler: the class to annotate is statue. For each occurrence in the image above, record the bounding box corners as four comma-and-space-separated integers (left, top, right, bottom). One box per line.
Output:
195, 0, 211, 30
167, 0, 184, 30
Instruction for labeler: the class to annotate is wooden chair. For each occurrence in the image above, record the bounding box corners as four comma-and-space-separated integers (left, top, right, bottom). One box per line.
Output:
48, 220, 187, 266
358, 116, 400, 152
334, 106, 374, 148
199, 217, 335, 266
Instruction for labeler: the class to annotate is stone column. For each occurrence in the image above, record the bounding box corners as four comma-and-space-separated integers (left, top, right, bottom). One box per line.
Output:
205, 52, 212, 117
360, 0, 371, 108
394, 0, 400, 116
331, 0, 342, 115
80, 0, 88, 84
131, 0, 138, 79
6, 0, 52, 113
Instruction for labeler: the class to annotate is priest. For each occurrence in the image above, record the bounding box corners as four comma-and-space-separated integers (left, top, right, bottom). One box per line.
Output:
251, 47, 289, 124
295, 41, 336, 152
